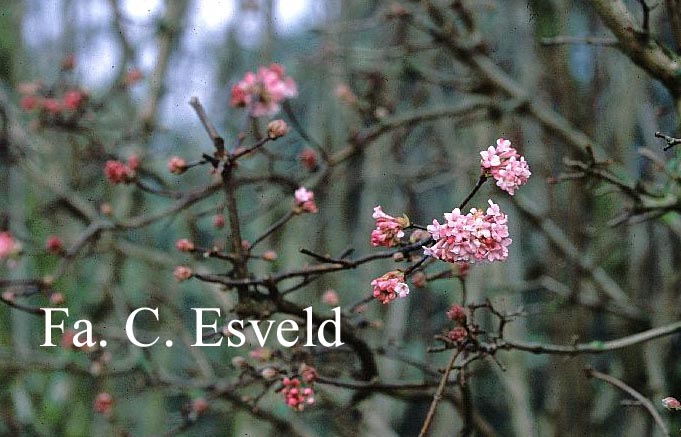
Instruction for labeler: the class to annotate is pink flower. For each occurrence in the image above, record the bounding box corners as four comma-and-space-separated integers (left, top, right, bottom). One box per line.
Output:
371, 271, 410, 304
175, 239, 195, 252
480, 138, 531, 195
294, 187, 318, 213
104, 160, 136, 184
173, 266, 193, 282
0, 232, 19, 259
63, 90, 85, 110
281, 377, 315, 411
322, 289, 339, 306
663, 397, 681, 410
424, 200, 512, 263
371, 206, 408, 247
168, 156, 187, 175
446, 304, 467, 324
46, 236, 64, 255
230, 63, 298, 117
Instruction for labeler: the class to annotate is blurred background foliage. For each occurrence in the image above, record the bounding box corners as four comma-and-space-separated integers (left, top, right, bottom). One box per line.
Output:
1, 0, 681, 435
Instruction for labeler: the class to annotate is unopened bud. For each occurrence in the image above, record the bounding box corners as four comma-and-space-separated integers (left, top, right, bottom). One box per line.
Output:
267, 119, 289, 139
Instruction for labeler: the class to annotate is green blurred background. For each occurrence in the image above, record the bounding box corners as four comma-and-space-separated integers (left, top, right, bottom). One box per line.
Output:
1, 0, 681, 435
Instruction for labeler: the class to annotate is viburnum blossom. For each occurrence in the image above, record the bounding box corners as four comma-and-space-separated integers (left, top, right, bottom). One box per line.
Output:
0, 232, 19, 259
480, 138, 531, 195
371, 206, 408, 247
662, 397, 681, 410
281, 377, 315, 411
424, 200, 511, 263
230, 63, 298, 117
294, 187, 318, 213
371, 271, 410, 304
104, 158, 137, 184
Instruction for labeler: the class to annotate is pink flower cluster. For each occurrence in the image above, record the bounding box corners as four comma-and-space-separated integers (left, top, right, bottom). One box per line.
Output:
0, 232, 19, 259
105, 156, 139, 184
294, 187, 318, 213
281, 377, 315, 411
480, 138, 531, 195
230, 64, 298, 117
371, 206, 408, 247
371, 271, 410, 304
424, 200, 511, 263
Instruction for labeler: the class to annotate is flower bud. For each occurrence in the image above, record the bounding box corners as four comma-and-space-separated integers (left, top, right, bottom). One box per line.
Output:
261, 367, 278, 380
173, 266, 193, 282
168, 156, 187, 175
46, 236, 64, 255
262, 250, 277, 261
213, 214, 225, 229
94, 392, 113, 415
663, 397, 681, 410
299, 148, 318, 170
267, 119, 289, 139
49, 292, 65, 305
191, 397, 210, 415
322, 289, 339, 306
175, 239, 195, 252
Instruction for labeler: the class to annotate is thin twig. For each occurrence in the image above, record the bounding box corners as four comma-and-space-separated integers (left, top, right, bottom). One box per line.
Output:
189, 96, 225, 156
540, 36, 619, 46
655, 131, 681, 151
250, 210, 295, 250
458, 174, 488, 210
418, 349, 461, 436
584, 367, 669, 436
